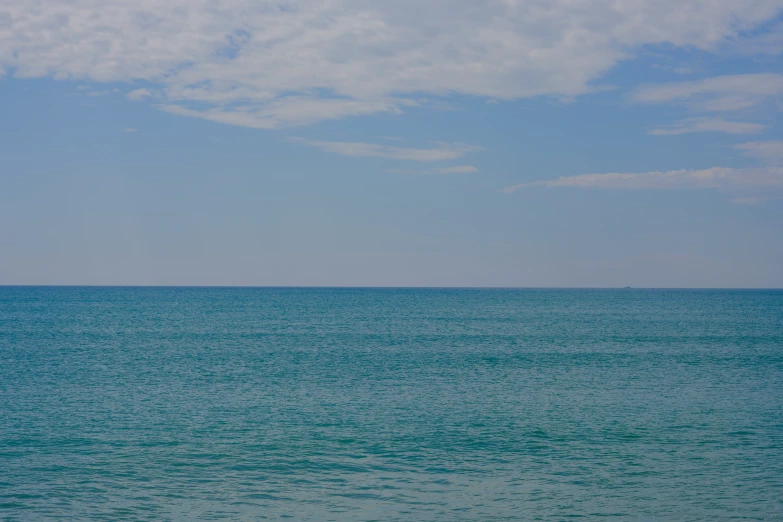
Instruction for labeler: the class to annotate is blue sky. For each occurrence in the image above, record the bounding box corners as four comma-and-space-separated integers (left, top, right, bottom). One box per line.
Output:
1, 0, 782, 287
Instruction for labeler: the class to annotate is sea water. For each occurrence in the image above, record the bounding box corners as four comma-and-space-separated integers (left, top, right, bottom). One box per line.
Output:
1, 287, 782, 520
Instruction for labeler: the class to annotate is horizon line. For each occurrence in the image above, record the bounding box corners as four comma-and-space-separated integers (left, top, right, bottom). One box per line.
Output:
1, 285, 781, 290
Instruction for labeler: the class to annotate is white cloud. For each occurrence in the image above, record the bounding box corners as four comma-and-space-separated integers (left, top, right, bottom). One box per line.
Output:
127, 88, 152, 101
387, 165, 480, 175
291, 138, 483, 162
731, 196, 776, 205
123, 127, 139, 132
1, 0, 781, 127
649, 118, 767, 135
651, 64, 698, 75
733, 141, 783, 162
162, 97, 412, 129
632, 73, 783, 112
503, 167, 783, 193
432, 165, 480, 174
725, 21, 783, 56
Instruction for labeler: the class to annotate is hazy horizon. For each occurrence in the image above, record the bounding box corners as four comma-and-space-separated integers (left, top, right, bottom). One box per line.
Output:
2, 285, 782, 290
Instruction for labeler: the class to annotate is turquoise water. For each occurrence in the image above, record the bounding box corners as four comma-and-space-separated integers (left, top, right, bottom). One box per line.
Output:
1, 287, 782, 520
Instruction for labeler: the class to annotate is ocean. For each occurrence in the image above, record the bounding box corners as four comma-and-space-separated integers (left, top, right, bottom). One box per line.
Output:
1, 287, 782, 520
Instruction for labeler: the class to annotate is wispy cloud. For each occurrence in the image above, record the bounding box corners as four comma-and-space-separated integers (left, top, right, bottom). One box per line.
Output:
730, 196, 779, 205
503, 167, 783, 193
1, 0, 781, 127
127, 88, 152, 101
651, 64, 698, 75
649, 117, 767, 135
123, 127, 139, 133
733, 141, 783, 163
387, 165, 480, 175
162, 97, 412, 129
432, 165, 479, 174
633, 73, 783, 136
291, 138, 483, 162
724, 21, 783, 56
632, 73, 783, 112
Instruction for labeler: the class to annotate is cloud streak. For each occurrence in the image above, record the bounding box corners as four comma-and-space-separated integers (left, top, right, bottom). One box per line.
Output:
648, 118, 767, 135
733, 141, 783, 163
161, 97, 411, 129
291, 138, 483, 162
632, 73, 783, 112
387, 165, 480, 175
503, 167, 783, 193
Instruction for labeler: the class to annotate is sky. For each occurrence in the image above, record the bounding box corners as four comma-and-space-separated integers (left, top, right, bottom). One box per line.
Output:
1, 0, 783, 287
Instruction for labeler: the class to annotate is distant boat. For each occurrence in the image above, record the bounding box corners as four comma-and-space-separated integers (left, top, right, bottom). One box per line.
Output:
624, 286, 631, 289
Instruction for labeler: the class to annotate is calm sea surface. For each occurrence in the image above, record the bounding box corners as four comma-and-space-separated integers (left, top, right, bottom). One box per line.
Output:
1, 287, 782, 520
